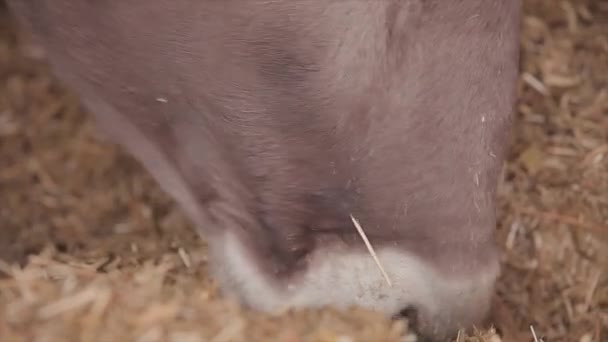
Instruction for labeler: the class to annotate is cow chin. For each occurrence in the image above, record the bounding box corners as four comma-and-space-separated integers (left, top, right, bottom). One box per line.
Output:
206, 230, 500, 341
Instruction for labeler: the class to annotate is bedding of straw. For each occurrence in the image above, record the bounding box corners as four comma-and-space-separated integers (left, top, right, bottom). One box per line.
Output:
0, 0, 606, 341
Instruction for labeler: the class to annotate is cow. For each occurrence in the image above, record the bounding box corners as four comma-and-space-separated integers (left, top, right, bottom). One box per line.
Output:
5, 1, 522, 340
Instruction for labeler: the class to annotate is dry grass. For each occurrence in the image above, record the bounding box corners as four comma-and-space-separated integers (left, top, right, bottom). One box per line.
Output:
0, 1, 606, 341
350, 215, 393, 288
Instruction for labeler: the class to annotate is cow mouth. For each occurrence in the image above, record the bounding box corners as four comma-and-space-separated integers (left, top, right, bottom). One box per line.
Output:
207, 229, 500, 341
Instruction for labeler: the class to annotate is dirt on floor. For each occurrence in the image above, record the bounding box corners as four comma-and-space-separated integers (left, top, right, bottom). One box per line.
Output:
0, 1, 607, 341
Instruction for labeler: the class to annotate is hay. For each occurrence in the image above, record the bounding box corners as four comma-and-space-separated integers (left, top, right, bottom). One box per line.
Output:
493, 1, 608, 341
350, 215, 393, 288
0, 0, 606, 341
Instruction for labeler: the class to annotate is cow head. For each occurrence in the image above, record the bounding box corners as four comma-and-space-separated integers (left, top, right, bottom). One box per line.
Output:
6, 0, 522, 339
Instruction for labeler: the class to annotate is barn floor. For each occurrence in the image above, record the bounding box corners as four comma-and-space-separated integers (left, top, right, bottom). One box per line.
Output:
0, 1, 607, 341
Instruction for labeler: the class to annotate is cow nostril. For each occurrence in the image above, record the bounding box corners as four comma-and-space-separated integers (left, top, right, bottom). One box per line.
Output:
393, 306, 420, 331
